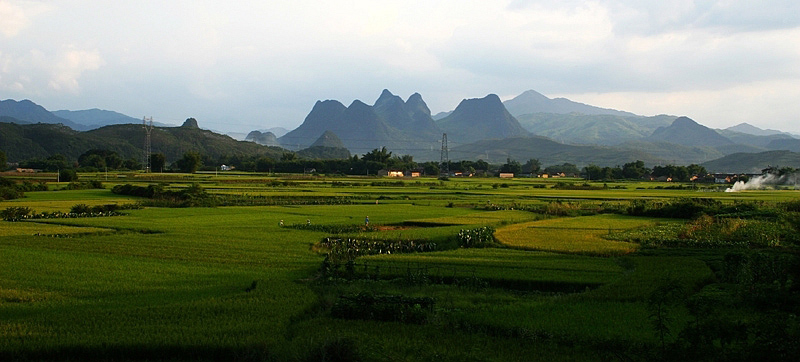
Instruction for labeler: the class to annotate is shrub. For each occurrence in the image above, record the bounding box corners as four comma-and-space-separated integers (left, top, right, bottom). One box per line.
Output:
1, 207, 34, 221
458, 226, 495, 248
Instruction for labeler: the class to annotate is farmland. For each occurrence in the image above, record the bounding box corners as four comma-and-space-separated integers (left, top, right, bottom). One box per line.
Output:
1, 173, 799, 361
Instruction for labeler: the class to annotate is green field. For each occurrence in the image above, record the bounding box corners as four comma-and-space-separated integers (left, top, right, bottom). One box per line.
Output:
1, 173, 798, 361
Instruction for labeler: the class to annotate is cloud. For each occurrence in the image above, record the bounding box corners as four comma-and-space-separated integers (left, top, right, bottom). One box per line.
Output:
0, 0, 50, 37
0, 46, 104, 95
48, 47, 105, 93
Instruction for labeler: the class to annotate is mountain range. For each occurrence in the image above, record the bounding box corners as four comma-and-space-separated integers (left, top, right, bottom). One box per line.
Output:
2, 91, 799, 173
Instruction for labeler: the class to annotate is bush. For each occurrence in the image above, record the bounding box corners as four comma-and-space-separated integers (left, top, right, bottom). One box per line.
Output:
1, 207, 34, 221
458, 226, 495, 248
59, 169, 78, 182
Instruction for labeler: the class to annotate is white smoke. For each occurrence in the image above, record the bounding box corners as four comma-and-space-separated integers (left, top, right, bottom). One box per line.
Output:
725, 173, 800, 192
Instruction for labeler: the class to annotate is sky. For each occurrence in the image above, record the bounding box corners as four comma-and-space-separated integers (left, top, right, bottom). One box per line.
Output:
2, 0, 799, 134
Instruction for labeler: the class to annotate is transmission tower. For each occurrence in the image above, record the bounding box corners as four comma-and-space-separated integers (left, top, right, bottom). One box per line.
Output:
142, 116, 154, 172
440, 133, 449, 176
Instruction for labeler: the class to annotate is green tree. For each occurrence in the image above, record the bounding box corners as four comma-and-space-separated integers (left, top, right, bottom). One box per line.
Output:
150, 153, 166, 172
255, 157, 275, 172
421, 161, 439, 176
82, 154, 106, 169
123, 158, 142, 170
544, 163, 580, 176
622, 160, 650, 179
583, 164, 603, 180
687, 164, 707, 177
0, 150, 7, 170
499, 158, 522, 174
280, 152, 297, 162
175, 152, 202, 173
362, 147, 393, 164
522, 158, 541, 175
59, 169, 78, 182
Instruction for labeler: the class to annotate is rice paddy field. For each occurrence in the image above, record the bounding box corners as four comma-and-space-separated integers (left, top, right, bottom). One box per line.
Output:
1, 172, 798, 361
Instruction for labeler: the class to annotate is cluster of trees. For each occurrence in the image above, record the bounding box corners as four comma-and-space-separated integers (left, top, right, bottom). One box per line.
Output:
582, 161, 707, 181
6, 146, 727, 182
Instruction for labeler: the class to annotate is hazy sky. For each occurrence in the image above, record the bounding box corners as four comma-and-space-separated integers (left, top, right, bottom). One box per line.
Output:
2, 0, 799, 133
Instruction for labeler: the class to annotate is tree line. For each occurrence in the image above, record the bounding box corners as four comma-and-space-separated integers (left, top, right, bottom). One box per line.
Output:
4, 146, 727, 181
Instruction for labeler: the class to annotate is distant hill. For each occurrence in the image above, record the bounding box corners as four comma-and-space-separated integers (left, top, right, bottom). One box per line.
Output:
279, 90, 440, 155
503, 90, 636, 118
0, 99, 87, 130
725, 123, 793, 137
309, 130, 346, 149
245, 130, 280, 146
0, 121, 285, 163
0, 121, 130, 161
516, 113, 675, 145
766, 138, 800, 153
716, 129, 793, 148
701, 150, 800, 173
616, 140, 725, 165
297, 130, 351, 159
437, 94, 529, 145
647, 117, 734, 147
446, 136, 662, 167
373, 90, 442, 140
52, 109, 162, 129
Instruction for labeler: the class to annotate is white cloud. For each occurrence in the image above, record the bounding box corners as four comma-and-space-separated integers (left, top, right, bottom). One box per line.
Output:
0, 46, 104, 95
1, 1, 799, 134
48, 47, 105, 93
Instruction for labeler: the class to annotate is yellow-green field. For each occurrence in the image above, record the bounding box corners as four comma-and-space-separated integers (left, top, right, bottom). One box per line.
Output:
493, 214, 673, 255
1, 173, 797, 360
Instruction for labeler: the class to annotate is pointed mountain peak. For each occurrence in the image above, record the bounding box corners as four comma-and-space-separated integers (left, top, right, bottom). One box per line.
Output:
310, 130, 346, 148
378, 89, 395, 99
348, 99, 371, 110
516, 89, 550, 100
374, 89, 404, 109
440, 94, 529, 143
181, 118, 199, 128
405, 92, 430, 115
453, 94, 504, 112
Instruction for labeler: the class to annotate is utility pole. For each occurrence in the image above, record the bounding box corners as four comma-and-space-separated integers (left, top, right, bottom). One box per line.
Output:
440, 133, 449, 177
143, 117, 154, 173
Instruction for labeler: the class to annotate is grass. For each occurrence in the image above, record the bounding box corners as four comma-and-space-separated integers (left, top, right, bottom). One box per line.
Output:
494, 214, 662, 255
1, 173, 797, 360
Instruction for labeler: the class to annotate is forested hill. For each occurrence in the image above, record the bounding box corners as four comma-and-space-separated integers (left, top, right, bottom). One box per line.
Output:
0, 121, 286, 163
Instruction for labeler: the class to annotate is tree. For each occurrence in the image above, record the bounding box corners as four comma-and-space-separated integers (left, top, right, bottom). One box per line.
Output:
522, 158, 541, 175
175, 152, 202, 173
280, 152, 297, 162
0, 150, 6, 170
82, 154, 106, 169
255, 157, 275, 172
583, 164, 603, 180
499, 158, 522, 174
687, 164, 707, 177
150, 153, 166, 172
59, 169, 78, 182
622, 160, 650, 179
123, 158, 142, 171
544, 163, 580, 176
421, 162, 439, 176
362, 147, 392, 164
